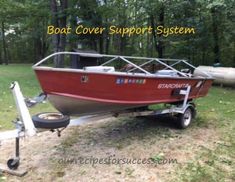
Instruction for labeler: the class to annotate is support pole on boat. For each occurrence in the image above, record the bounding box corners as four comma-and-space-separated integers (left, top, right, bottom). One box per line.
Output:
127, 59, 155, 73
162, 60, 182, 70
32, 51, 212, 78
154, 59, 188, 77
119, 56, 152, 75
101, 56, 119, 66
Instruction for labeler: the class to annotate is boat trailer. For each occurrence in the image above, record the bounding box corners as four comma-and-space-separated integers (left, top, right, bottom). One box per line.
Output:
0, 81, 195, 176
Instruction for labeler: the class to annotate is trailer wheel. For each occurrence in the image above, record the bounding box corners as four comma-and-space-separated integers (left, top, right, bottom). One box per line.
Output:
7, 158, 20, 170
177, 107, 194, 129
32, 112, 70, 129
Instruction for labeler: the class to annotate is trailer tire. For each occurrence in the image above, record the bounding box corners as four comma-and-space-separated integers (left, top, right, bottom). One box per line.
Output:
177, 107, 194, 129
32, 112, 70, 129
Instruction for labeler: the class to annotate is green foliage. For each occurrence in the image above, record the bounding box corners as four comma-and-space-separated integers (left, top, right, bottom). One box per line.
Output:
0, 0, 49, 63
0, 0, 234, 66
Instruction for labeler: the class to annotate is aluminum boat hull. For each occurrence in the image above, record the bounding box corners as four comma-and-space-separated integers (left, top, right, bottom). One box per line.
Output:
34, 67, 213, 116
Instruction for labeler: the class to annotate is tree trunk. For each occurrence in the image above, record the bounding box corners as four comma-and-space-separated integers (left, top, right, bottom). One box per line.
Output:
34, 34, 46, 64
105, 33, 110, 54
50, 0, 67, 67
211, 8, 220, 64
157, 5, 164, 58
150, 15, 158, 53
57, 0, 67, 67
202, 49, 205, 65
103, 0, 109, 54
1, 21, 8, 65
41, 18, 48, 59
146, 18, 151, 57
34, 38, 40, 63
50, 0, 59, 66
68, 14, 77, 51
92, 40, 97, 51
99, 33, 103, 54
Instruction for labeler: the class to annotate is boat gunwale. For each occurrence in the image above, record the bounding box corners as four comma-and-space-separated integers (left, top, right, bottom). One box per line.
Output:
33, 66, 214, 81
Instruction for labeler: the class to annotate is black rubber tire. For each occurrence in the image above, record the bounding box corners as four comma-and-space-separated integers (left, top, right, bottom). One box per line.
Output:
177, 107, 194, 129
32, 112, 70, 129
7, 158, 20, 170
192, 108, 197, 119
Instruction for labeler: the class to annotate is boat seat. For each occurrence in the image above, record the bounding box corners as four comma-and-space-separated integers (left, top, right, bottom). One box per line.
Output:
84, 66, 115, 72
181, 69, 192, 77
155, 70, 179, 77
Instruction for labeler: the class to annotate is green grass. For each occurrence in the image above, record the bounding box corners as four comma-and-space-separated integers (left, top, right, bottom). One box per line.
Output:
196, 87, 235, 121
148, 87, 235, 181
175, 87, 235, 182
0, 64, 54, 130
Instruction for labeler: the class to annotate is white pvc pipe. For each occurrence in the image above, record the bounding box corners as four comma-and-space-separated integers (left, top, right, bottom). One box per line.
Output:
32, 52, 188, 67
194, 66, 235, 86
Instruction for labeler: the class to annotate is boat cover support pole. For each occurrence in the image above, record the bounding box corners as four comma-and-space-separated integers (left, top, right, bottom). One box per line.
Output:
128, 59, 154, 73
119, 56, 151, 75
101, 57, 119, 66
162, 60, 182, 70
154, 59, 187, 77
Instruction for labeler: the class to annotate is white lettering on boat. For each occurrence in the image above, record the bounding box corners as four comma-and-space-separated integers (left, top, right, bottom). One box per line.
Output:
157, 83, 189, 89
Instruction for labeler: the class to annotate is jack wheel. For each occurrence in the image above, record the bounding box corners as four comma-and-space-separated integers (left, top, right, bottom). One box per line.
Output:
7, 158, 20, 170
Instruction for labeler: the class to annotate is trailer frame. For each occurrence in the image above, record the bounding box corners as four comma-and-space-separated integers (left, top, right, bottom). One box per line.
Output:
0, 81, 195, 175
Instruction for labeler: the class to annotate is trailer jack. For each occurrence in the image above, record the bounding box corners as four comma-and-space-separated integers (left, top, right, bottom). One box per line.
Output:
0, 82, 43, 176
0, 82, 70, 176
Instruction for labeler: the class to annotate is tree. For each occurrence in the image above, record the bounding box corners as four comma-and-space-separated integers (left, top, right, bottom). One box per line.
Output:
1, 21, 8, 65
50, 0, 68, 67
0, 0, 49, 64
208, 2, 225, 64
0, 0, 234, 67
145, 0, 166, 58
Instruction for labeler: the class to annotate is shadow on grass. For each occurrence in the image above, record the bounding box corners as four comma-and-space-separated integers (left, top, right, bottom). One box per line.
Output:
50, 114, 213, 176
58, 114, 189, 152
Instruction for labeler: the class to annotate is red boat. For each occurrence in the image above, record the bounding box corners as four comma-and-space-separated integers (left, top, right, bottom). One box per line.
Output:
1, 52, 214, 171
33, 52, 213, 116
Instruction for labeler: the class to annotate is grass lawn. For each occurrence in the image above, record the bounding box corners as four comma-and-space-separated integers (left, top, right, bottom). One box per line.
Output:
175, 86, 235, 181
0, 64, 55, 130
0, 64, 234, 181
